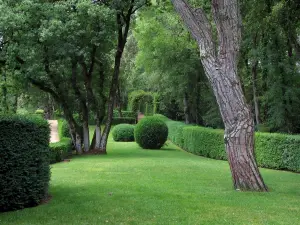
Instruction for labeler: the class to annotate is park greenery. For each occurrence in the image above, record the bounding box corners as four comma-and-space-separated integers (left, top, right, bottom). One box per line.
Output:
0, 0, 300, 221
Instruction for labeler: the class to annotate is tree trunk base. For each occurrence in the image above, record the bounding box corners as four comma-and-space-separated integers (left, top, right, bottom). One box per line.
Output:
83, 148, 107, 155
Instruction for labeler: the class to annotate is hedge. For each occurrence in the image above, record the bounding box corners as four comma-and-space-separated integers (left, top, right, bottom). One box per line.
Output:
135, 116, 168, 149
0, 114, 50, 212
49, 138, 72, 164
49, 119, 73, 164
112, 124, 135, 142
111, 117, 136, 125
154, 114, 300, 173
182, 126, 227, 160
58, 119, 71, 139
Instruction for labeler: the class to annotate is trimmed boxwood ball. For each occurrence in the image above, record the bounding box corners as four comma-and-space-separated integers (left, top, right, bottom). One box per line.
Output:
0, 115, 51, 212
134, 116, 168, 149
112, 124, 135, 142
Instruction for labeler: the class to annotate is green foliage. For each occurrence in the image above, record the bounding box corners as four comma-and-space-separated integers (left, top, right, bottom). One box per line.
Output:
112, 124, 135, 142
113, 110, 136, 118
255, 133, 300, 172
35, 109, 44, 114
134, 116, 168, 149
128, 90, 155, 115
166, 121, 192, 148
58, 119, 71, 139
182, 127, 227, 160
34, 109, 45, 118
162, 115, 300, 172
0, 114, 50, 212
49, 138, 72, 164
111, 117, 136, 125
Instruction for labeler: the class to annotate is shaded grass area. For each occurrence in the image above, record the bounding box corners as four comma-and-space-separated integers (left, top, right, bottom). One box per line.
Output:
1, 132, 300, 224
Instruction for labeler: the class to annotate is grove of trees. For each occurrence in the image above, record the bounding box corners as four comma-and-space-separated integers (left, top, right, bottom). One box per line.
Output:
0, 0, 299, 191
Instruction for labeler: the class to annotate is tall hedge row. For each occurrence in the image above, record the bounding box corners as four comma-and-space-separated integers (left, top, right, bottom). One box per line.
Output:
0, 115, 50, 212
154, 114, 300, 172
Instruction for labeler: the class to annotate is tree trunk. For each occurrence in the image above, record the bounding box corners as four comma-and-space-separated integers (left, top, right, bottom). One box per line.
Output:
100, 9, 133, 153
71, 59, 89, 152
171, 0, 268, 191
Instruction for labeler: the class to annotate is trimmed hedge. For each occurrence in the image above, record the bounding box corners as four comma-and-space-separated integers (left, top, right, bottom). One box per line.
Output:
49, 138, 72, 163
0, 115, 50, 212
112, 124, 135, 142
154, 114, 300, 173
58, 119, 71, 139
135, 116, 168, 149
111, 117, 136, 125
182, 127, 227, 160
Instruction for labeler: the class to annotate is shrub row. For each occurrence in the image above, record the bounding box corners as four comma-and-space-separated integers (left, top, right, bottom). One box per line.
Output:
154, 114, 300, 172
0, 115, 50, 212
49, 138, 72, 164
49, 119, 72, 164
111, 117, 136, 125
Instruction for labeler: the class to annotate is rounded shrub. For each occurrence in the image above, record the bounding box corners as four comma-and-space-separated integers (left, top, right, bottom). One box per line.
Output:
112, 124, 135, 142
0, 115, 51, 212
134, 116, 168, 149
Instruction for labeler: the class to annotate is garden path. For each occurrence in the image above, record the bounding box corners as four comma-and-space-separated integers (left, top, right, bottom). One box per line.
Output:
48, 120, 59, 143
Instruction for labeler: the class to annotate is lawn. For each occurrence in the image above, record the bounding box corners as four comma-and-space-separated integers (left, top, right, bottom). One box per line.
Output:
1, 132, 300, 224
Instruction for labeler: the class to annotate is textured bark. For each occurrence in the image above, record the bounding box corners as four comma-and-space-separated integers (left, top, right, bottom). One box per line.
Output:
71, 60, 89, 152
100, 7, 134, 153
172, 0, 268, 191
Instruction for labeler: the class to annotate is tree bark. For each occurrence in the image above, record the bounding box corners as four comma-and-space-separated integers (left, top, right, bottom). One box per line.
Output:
172, 0, 268, 191
100, 7, 134, 153
71, 60, 89, 152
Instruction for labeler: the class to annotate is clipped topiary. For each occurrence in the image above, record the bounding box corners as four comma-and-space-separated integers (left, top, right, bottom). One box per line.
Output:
0, 114, 50, 212
112, 124, 135, 142
134, 116, 168, 149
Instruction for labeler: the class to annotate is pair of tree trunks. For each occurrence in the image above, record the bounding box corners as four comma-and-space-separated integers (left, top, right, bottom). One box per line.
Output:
171, 0, 268, 191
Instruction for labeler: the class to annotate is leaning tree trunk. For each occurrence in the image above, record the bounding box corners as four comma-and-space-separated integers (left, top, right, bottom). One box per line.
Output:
172, 0, 268, 191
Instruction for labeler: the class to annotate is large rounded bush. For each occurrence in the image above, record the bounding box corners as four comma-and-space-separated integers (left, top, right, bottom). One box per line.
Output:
0, 115, 50, 212
134, 116, 168, 149
112, 124, 135, 142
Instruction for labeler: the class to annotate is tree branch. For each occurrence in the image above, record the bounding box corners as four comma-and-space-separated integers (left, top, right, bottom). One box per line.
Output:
171, 0, 215, 59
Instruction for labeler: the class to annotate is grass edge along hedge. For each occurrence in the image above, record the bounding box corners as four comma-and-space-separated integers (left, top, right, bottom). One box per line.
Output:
153, 114, 300, 172
0, 114, 50, 212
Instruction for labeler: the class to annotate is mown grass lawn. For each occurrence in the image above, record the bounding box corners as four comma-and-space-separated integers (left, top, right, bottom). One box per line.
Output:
1, 132, 300, 225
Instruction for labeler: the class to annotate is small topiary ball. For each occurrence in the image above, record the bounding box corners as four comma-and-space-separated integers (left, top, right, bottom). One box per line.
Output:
112, 124, 135, 142
134, 116, 168, 149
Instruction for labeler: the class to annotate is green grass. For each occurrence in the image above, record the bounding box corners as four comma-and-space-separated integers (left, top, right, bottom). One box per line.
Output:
1, 131, 300, 224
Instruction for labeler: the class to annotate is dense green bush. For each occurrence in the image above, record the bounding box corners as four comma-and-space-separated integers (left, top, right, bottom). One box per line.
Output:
112, 117, 136, 125
255, 133, 300, 172
34, 109, 44, 118
134, 116, 168, 149
155, 114, 300, 172
49, 138, 72, 163
0, 115, 50, 212
58, 119, 71, 139
112, 124, 135, 142
182, 127, 227, 160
